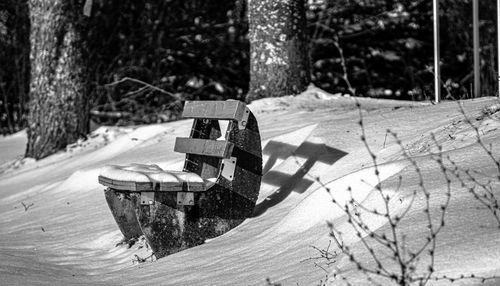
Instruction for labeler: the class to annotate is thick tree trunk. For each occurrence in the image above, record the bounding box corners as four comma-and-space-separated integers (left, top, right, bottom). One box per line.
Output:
26, 0, 89, 159
246, 0, 310, 102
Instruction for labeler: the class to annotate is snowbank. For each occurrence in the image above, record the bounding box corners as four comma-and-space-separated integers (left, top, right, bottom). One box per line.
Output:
1, 94, 499, 285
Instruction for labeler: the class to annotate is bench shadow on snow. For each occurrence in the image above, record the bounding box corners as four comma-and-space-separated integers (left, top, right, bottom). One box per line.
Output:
253, 140, 347, 217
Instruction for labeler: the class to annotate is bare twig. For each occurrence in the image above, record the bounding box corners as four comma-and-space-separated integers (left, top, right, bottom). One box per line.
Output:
132, 253, 156, 264
332, 36, 355, 96
303, 101, 500, 286
105, 77, 181, 100
90, 110, 133, 119
301, 241, 338, 273
21, 202, 34, 211
446, 102, 500, 228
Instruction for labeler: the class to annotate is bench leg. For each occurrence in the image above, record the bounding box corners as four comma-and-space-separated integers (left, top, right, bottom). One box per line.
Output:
135, 192, 245, 259
104, 188, 143, 240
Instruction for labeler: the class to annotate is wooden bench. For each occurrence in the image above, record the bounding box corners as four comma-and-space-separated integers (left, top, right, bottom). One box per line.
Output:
98, 100, 262, 258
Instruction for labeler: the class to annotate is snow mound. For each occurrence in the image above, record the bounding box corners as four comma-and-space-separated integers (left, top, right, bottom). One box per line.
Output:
87, 125, 170, 162
1, 96, 500, 286
49, 168, 103, 195
273, 161, 408, 234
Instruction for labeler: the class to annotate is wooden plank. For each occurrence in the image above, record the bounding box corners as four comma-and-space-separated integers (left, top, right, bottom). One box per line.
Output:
217, 111, 262, 202
98, 176, 152, 191
174, 138, 234, 158
100, 175, 208, 192
157, 182, 207, 192
182, 100, 246, 121
104, 189, 143, 240
184, 119, 221, 179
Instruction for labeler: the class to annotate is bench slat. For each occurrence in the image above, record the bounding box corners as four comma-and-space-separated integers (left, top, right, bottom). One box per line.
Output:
174, 138, 234, 158
98, 176, 152, 191
182, 100, 247, 121
99, 171, 212, 192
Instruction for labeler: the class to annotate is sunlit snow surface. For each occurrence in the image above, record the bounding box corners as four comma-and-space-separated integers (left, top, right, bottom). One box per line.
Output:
1, 90, 500, 285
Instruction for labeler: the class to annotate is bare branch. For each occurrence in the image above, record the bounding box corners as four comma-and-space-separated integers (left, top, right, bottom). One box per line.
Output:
105, 77, 181, 101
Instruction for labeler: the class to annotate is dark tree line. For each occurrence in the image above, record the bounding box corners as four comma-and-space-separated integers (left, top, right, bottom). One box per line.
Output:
0, 0, 30, 135
87, 0, 250, 126
308, 0, 498, 100
0, 0, 498, 157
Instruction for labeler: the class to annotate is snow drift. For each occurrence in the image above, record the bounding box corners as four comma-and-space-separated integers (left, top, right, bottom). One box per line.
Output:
1, 92, 500, 285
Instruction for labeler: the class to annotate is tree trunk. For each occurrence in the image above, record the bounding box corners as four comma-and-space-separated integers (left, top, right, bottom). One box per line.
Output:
246, 0, 310, 102
26, 0, 89, 159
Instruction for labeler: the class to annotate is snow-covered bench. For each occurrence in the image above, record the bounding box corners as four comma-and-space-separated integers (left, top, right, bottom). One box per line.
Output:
98, 100, 262, 258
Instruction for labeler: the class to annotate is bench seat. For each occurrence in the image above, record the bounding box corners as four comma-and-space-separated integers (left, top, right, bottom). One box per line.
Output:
98, 163, 215, 192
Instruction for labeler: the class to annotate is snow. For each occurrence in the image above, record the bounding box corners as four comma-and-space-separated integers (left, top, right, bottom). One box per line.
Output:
1, 89, 500, 285
99, 164, 208, 191
100, 164, 163, 183
275, 161, 408, 235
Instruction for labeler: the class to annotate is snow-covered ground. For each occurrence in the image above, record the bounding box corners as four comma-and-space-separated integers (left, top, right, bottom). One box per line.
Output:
1, 89, 500, 285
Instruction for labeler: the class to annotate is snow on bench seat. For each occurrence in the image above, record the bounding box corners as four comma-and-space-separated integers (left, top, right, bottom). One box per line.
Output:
98, 163, 214, 192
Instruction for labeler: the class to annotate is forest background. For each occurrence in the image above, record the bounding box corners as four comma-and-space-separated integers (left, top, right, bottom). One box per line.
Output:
0, 0, 498, 135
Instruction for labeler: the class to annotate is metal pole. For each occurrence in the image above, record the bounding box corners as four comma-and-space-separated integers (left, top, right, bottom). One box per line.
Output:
433, 0, 441, 103
473, 0, 480, 98
497, 0, 500, 96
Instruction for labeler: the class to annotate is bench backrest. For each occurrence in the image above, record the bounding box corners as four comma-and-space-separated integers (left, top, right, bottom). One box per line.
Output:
174, 100, 262, 202
182, 100, 249, 123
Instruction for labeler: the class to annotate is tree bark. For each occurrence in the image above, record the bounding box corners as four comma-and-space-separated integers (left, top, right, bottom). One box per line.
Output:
246, 0, 310, 102
26, 0, 89, 159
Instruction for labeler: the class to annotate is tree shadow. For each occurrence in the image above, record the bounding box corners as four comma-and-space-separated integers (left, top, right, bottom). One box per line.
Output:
252, 141, 347, 217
